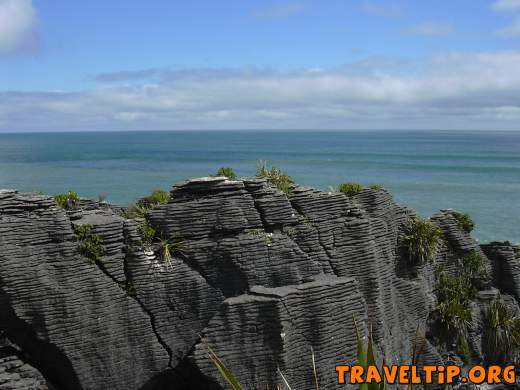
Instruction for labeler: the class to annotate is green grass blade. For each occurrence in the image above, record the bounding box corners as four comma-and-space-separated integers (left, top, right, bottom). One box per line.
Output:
205, 342, 244, 390
353, 317, 368, 390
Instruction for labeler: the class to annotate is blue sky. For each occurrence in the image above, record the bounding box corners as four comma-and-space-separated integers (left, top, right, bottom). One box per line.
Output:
2, 0, 520, 131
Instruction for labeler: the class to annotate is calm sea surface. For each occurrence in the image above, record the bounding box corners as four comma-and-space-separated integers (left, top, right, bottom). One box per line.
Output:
0, 130, 518, 243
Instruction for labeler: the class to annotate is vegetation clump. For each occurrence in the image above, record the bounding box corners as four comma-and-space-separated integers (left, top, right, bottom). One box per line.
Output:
256, 161, 294, 194
483, 299, 520, 363
147, 189, 171, 206
452, 212, 475, 233
401, 217, 444, 265
73, 224, 105, 263
158, 234, 188, 270
137, 221, 156, 247
462, 250, 488, 280
247, 229, 274, 245
54, 191, 80, 209
338, 182, 363, 196
216, 167, 237, 180
126, 189, 171, 218
436, 272, 476, 334
368, 184, 384, 190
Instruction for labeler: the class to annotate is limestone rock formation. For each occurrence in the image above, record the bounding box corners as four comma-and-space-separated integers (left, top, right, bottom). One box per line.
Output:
0, 179, 517, 389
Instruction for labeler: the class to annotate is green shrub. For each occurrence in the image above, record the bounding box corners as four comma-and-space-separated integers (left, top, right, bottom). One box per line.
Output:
457, 336, 471, 364
158, 234, 188, 270
73, 224, 105, 263
401, 217, 444, 265
436, 272, 476, 336
54, 191, 80, 209
126, 189, 170, 218
484, 300, 520, 363
148, 190, 171, 205
256, 161, 294, 194
125, 203, 151, 219
462, 250, 488, 280
353, 318, 386, 390
216, 167, 237, 180
137, 221, 156, 246
338, 182, 363, 196
368, 184, 384, 190
453, 212, 475, 233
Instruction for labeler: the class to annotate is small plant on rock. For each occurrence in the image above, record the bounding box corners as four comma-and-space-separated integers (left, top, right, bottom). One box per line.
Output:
73, 224, 105, 263
462, 250, 488, 280
247, 229, 274, 245
256, 161, 294, 194
158, 234, 188, 270
368, 184, 384, 190
147, 189, 171, 206
125, 203, 151, 218
137, 221, 156, 247
401, 217, 443, 265
216, 167, 237, 180
54, 191, 80, 209
436, 272, 476, 336
338, 182, 363, 196
452, 212, 475, 233
483, 299, 520, 363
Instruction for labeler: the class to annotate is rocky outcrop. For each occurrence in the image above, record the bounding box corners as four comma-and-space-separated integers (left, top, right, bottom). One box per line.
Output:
0, 178, 514, 389
0, 354, 48, 390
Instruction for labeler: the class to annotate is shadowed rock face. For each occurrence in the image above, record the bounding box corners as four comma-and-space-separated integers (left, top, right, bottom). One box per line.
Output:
0, 179, 516, 389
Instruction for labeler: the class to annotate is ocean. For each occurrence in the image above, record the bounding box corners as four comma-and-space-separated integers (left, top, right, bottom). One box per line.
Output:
0, 130, 518, 243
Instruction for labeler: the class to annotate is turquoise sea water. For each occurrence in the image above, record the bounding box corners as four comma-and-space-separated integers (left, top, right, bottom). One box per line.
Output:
0, 130, 518, 243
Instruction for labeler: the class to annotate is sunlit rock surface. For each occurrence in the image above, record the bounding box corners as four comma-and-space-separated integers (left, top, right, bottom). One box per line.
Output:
0, 179, 515, 389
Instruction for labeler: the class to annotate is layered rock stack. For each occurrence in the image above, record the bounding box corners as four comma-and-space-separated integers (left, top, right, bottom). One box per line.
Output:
0, 179, 517, 389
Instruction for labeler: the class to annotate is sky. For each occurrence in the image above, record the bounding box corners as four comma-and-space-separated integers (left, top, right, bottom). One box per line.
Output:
1, 0, 520, 132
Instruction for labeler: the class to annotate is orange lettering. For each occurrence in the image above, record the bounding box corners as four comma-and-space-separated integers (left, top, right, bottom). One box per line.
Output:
423, 365, 437, 383
398, 365, 410, 383
382, 365, 398, 384
487, 365, 501, 384
446, 365, 461, 384
336, 366, 349, 384
468, 366, 486, 384
366, 366, 382, 383
503, 365, 516, 384
350, 365, 364, 384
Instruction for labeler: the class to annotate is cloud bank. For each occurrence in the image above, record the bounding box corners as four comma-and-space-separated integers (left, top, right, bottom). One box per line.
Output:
0, 0, 36, 55
2, 51, 520, 132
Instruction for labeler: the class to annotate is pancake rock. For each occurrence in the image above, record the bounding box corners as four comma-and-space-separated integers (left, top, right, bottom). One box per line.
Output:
0, 178, 516, 389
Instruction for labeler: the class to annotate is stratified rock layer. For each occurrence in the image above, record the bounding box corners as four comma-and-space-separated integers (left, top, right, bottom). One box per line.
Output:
0, 178, 515, 389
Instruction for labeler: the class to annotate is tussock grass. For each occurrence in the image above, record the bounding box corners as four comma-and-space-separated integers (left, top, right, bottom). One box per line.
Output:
216, 167, 238, 180
54, 191, 80, 209
484, 299, 520, 363
256, 161, 295, 194
452, 211, 475, 233
401, 217, 443, 265
158, 234, 187, 270
73, 224, 105, 263
338, 182, 363, 196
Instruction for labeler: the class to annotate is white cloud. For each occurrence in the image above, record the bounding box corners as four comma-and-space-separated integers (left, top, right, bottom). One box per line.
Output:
2, 51, 520, 131
404, 22, 454, 36
0, 0, 36, 55
492, 0, 520, 11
